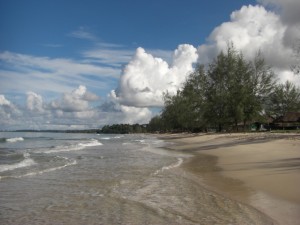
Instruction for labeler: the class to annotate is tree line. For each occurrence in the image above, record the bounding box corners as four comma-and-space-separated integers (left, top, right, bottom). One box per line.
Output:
148, 45, 300, 133
100, 124, 147, 134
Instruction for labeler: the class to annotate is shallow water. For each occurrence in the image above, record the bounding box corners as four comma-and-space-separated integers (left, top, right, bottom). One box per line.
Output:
0, 132, 274, 224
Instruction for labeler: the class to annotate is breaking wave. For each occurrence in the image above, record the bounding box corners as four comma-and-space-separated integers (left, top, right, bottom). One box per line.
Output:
2, 137, 25, 143
0, 153, 35, 172
14, 157, 77, 179
43, 139, 102, 154
79, 139, 103, 147
153, 157, 183, 175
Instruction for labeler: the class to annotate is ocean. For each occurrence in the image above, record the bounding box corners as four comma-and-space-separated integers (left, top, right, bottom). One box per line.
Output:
0, 132, 274, 225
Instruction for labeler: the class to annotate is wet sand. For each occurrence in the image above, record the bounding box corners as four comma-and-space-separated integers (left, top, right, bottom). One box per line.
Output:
160, 132, 300, 225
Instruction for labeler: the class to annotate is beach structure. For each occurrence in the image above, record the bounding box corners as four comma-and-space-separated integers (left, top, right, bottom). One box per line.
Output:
273, 112, 300, 129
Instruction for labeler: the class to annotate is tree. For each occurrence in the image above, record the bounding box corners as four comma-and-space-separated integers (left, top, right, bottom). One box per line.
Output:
179, 65, 208, 131
242, 52, 276, 125
205, 50, 230, 131
161, 91, 187, 131
267, 81, 300, 118
205, 46, 255, 131
154, 45, 277, 133
160, 65, 208, 132
148, 115, 164, 132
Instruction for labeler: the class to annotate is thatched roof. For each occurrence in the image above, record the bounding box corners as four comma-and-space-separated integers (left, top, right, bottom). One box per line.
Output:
276, 112, 300, 122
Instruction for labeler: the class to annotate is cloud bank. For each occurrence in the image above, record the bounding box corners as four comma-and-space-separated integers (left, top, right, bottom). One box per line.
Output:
0, 86, 153, 130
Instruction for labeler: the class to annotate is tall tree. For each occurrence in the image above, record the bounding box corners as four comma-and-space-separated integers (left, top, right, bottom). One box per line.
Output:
267, 80, 300, 118
161, 91, 185, 131
205, 51, 229, 131
157, 45, 276, 133
242, 52, 276, 125
180, 65, 208, 131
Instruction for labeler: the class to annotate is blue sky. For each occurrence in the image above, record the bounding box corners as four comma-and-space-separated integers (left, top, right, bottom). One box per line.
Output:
1, 0, 257, 54
0, 0, 299, 130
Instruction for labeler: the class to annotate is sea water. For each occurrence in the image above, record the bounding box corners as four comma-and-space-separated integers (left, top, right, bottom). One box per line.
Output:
0, 132, 274, 225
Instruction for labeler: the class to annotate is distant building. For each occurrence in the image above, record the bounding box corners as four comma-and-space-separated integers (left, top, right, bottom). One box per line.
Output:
273, 112, 300, 129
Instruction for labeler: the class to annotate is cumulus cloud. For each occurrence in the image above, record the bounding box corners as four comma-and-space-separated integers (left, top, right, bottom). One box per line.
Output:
258, 0, 300, 56
0, 85, 154, 130
49, 85, 99, 112
111, 44, 198, 107
115, 103, 152, 124
0, 95, 22, 128
198, 5, 287, 65
258, 0, 300, 25
0, 95, 11, 106
26, 92, 44, 113
197, 3, 300, 84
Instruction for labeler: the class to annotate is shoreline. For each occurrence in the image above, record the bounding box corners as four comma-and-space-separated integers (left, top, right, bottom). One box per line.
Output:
158, 132, 300, 225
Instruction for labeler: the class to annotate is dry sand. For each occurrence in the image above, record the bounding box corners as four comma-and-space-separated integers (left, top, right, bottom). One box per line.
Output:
160, 132, 300, 225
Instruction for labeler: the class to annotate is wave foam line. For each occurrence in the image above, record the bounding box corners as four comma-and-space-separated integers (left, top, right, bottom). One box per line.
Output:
1, 157, 77, 180
44, 139, 102, 153
0, 153, 35, 172
79, 139, 103, 147
6, 137, 24, 143
153, 157, 183, 175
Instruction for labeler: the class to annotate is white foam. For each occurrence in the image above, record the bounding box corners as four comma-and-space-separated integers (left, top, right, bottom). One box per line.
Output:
21, 158, 77, 178
43, 145, 84, 154
153, 158, 183, 175
79, 139, 103, 147
114, 136, 124, 139
0, 157, 77, 180
0, 153, 35, 172
6, 137, 24, 143
43, 139, 102, 153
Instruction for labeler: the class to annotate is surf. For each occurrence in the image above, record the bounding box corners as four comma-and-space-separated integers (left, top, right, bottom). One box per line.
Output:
0, 152, 35, 173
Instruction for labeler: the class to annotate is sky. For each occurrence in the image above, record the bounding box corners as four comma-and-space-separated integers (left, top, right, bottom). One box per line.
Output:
1, 0, 300, 130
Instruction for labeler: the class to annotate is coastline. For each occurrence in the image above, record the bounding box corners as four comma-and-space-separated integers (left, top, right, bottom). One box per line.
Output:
159, 132, 300, 225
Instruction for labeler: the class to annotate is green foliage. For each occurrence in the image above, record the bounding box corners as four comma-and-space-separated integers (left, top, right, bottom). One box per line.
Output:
267, 81, 300, 118
154, 45, 280, 133
147, 115, 166, 132
160, 65, 208, 132
100, 124, 147, 134
103, 45, 299, 134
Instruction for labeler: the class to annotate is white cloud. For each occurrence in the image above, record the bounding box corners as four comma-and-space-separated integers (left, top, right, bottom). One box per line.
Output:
0, 95, 22, 128
198, 4, 299, 85
111, 44, 198, 107
0, 95, 11, 106
49, 85, 99, 112
258, 0, 300, 24
0, 51, 118, 78
115, 103, 152, 124
0, 90, 152, 130
258, 0, 300, 52
26, 92, 44, 113
69, 26, 97, 41
42, 43, 63, 48
0, 51, 120, 96
83, 48, 134, 67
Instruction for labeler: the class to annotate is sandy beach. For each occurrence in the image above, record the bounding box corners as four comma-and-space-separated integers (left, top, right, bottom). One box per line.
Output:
161, 132, 300, 225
